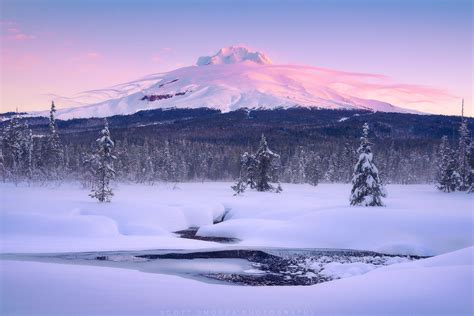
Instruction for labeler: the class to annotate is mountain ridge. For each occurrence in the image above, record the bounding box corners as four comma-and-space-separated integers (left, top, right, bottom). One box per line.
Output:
31, 46, 439, 119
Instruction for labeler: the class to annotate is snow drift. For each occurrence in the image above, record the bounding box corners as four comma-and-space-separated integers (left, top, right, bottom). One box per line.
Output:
1, 183, 472, 256
2, 247, 473, 315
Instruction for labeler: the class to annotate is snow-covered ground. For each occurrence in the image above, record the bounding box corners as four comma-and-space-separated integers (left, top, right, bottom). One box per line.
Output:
1, 247, 472, 315
1, 182, 472, 255
1, 182, 473, 315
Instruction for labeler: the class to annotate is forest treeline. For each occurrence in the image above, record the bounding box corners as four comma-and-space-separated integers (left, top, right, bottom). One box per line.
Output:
1, 105, 472, 186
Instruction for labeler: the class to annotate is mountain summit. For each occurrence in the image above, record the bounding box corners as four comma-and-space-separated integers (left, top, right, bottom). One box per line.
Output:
196, 46, 272, 66
42, 46, 426, 119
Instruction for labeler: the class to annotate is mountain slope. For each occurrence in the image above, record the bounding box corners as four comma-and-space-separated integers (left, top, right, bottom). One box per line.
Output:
41, 46, 426, 119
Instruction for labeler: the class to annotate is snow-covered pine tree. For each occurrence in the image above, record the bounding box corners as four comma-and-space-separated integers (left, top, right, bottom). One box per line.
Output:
232, 161, 248, 195
80, 152, 96, 188
342, 143, 355, 183
32, 138, 47, 181
304, 151, 320, 186
20, 128, 33, 181
468, 143, 474, 193
0, 148, 5, 182
156, 140, 178, 182
2, 116, 22, 182
2, 115, 33, 182
284, 147, 306, 183
324, 153, 337, 182
253, 134, 281, 192
436, 136, 460, 192
46, 101, 64, 180
115, 138, 131, 181
90, 119, 116, 202
350, 123, 385, 206
175, 139, 189, 181
137, 138, 154, 183
232, 135, 281, 194
232, 152, 256, 195
297, 149, 308, 183
457, 101, 471, 191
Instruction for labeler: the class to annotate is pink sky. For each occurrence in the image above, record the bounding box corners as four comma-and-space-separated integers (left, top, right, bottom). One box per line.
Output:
1, 0, 472, 116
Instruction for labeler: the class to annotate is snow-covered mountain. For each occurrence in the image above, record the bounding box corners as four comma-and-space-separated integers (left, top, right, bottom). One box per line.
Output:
196, 46, 273, 66
41, 46, 421, 119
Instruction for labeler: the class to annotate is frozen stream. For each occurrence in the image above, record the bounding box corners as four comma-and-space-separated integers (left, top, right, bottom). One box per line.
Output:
1, 248, 425, 286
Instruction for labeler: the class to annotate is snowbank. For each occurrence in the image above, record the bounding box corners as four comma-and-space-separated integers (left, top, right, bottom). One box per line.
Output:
198, 184, 473, 256
1, 247, 472, 315
1, 182, 472, 255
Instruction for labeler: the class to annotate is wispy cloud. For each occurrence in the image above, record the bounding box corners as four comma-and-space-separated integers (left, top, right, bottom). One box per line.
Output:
151, 54, 161, 63
67, 52, 103, 63
86, 52, 101, 60
2, 21, 36, 41
150, 47, 174, 63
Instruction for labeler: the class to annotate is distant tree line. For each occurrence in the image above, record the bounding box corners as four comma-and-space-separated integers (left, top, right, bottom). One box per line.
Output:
1, 103, 472, 197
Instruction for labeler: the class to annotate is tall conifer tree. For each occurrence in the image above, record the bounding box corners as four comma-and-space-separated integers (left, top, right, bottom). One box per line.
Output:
436, 136, 460, 192
457, 100, 471, 191
350, 123, 385, 206
47, 101, 63, 179
90, 119, 116, 202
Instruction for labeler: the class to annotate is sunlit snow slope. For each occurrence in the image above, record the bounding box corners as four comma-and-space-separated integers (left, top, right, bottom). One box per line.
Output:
45, 46, 422, 119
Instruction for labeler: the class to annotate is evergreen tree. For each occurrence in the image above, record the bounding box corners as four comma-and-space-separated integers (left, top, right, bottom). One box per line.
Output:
32, 138, 47, 181
341, 143, 355, 183
137, 138, 154, 183
2, 115, 33, 182
156, 140, 178, 182
232, 162, 248, 195
46, 101, 63, 180
305, 151, 320, 186
324, 153, 337, 182
350, 123, 385, 206
2, 116, 22, 181
115, 139, 131, 181
0, 147, 5, 181
436, 136, 460, 192
90, 119, 116, 202
284, 147, 306, 183
232, 152, 257, 195
457, 108, 470, 191
20, 128, 33, 181
232, 135, 281, 194
297, 149, 308, 183
80, 152, 96, 189
253, 134, 281, 192
468, 143, 474, 193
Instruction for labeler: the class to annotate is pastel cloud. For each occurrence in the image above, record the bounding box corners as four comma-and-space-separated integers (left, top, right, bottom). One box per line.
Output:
151, 47, 175, 63
317, 68, 458, 113
86, 52, 101, 60
2, 22, 36, 41
151, 54, 161, 63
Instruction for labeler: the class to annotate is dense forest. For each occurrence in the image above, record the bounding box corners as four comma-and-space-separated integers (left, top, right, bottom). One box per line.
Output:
1, 106, 472, 186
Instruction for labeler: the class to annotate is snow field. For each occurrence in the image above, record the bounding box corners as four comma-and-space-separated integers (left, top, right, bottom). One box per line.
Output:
1, 182, 472, 256
1, 246, 472, 315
